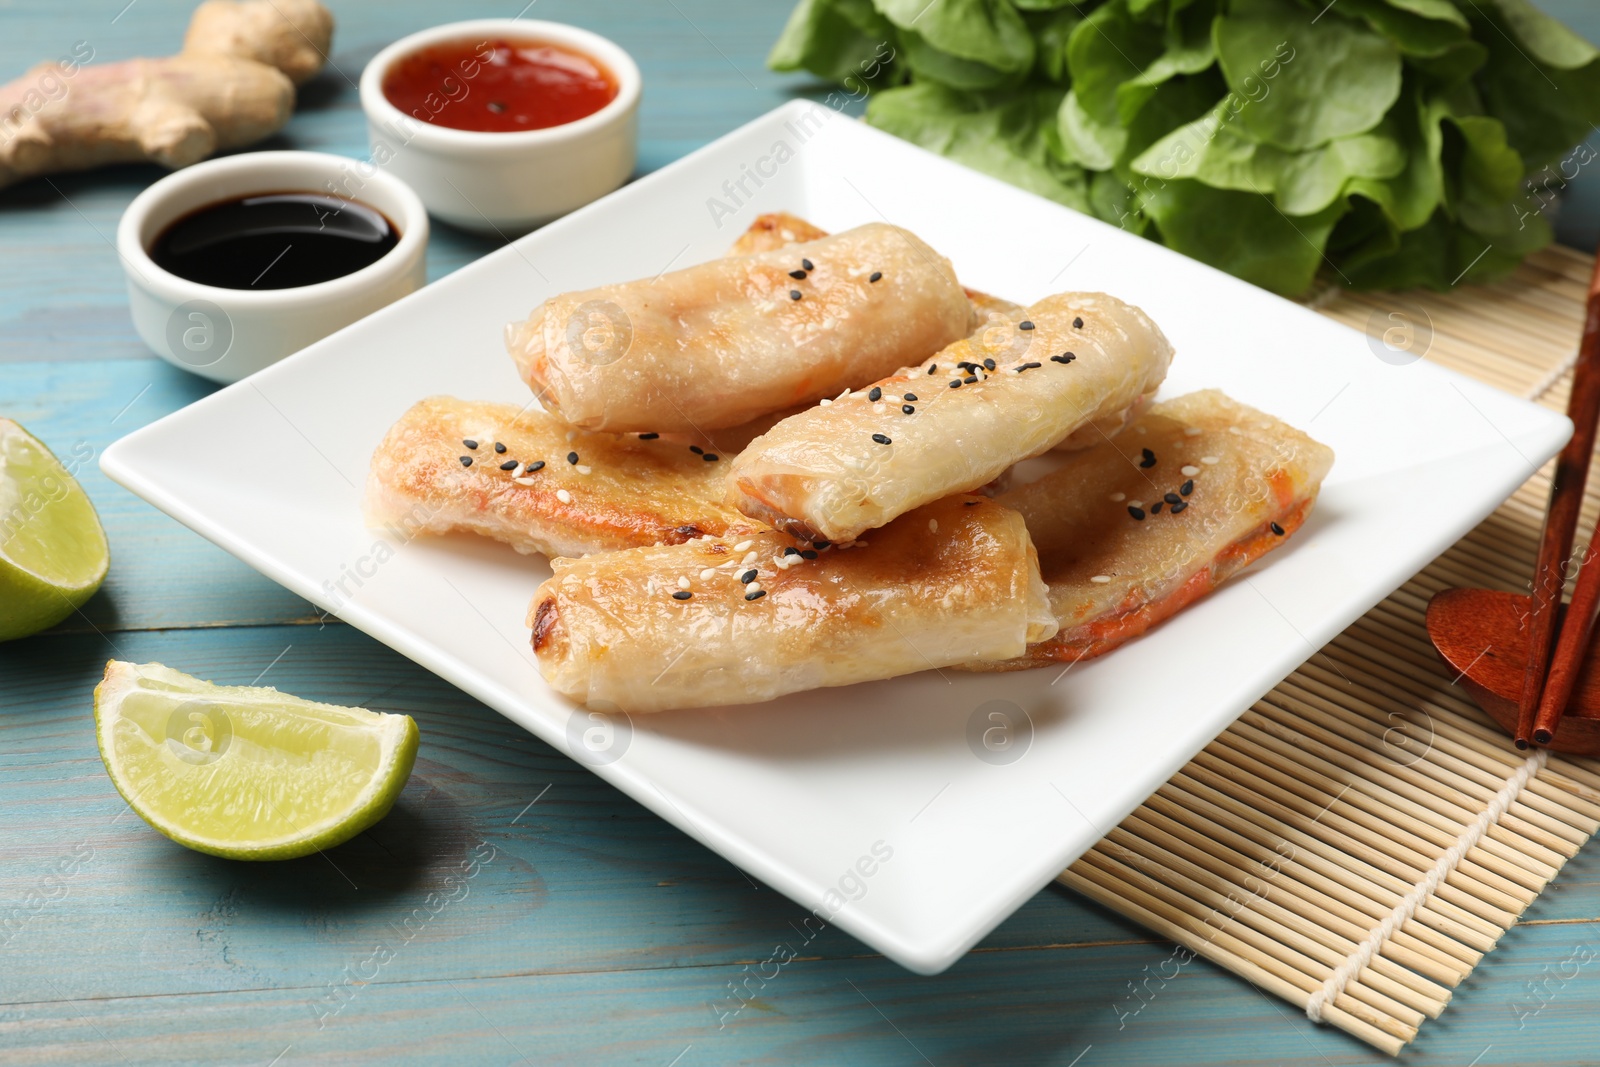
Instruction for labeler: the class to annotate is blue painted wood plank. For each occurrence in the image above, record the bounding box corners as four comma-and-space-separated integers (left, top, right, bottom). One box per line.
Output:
0, 625, 1154, 986
0, 359, 319, 631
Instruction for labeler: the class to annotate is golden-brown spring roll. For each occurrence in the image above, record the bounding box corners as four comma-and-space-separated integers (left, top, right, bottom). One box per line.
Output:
975, 390, 1334, 670
528, 495, 1057, 712
726, 292, 1174, 542
365, 397, 757, 558
505, 223, 975, 433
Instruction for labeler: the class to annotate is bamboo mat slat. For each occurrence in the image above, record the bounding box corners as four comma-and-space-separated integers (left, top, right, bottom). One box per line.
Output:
1057, 246, 1600, 1056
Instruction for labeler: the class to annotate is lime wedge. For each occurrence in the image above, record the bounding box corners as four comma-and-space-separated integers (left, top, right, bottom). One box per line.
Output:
94, 661, 419, 860
0, 419, 109, 640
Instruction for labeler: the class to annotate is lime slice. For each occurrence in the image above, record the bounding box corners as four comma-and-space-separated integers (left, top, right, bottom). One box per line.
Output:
94, 660, 419, 860
0, 419, 109, 641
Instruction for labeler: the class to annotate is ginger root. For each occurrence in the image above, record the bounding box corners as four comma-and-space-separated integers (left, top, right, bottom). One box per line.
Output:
0, 0, 334, 189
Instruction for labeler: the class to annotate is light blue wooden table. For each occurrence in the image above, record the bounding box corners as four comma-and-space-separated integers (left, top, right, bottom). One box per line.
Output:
4, 2, 1600, 1064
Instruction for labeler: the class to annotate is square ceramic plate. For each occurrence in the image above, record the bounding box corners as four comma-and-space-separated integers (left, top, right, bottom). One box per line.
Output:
102, 101, 1570, 975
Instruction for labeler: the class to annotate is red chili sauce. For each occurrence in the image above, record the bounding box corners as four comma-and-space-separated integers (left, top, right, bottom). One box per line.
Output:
382, 38, 618, 133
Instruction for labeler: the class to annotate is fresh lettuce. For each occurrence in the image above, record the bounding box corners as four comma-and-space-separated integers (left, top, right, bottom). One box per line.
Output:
769, 0, 1600, 296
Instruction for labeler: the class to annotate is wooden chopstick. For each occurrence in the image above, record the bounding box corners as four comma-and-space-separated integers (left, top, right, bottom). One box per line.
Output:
1529, 255, 1600, 744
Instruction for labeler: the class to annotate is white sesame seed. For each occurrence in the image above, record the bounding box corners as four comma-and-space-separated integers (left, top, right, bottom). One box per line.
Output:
928, 519, 939, 532
1184, 426, 1203, 436
873, 403, 887, 414
1109, 492, 1126, 502
514, 477, 536, 486
565, 430, 576, 442
734, 540, 753, 552
556, 488, 572, 504
1180, 465, 1200, 477
820, 398, 832, 406
747, 583, 762, 594
678, 576, 691, 589
1090, 575, 1112, 584
1228, 426, 1244, 435
742, 551, 758, 564
699, 568, 717, 580
1129, 500, 1144, 509
1201, 456, 1220, 465
576, 464, 592, 475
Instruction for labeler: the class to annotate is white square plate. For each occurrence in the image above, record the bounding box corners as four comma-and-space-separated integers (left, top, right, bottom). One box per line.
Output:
102, 102, 1570, 974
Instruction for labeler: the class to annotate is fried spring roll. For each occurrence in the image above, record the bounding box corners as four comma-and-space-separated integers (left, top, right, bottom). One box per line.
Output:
726, 292, 1174, 542
365, 397, 755, 558
975, 390, 1333, 670
505, 223, 974, 433
726, 211, 829, 255
528, 496, 1057, 712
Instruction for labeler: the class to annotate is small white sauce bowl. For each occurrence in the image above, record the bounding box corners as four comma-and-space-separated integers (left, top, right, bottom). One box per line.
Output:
117, 150, 429, 385
359, 19, 642, 234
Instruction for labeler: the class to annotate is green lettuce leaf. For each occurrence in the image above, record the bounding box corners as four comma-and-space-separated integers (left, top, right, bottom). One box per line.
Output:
866, 82, 1090, 210
1214, 0, 1401, 150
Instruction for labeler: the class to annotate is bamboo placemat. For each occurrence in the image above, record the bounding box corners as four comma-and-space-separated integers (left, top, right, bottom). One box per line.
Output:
1058, 245, 1600, 1056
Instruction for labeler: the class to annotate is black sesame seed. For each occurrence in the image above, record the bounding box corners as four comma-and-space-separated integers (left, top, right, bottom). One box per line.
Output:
1164, 492, 1183, 505
689, 445, 703, 454
868, 387, 882, 401
949, 379, 962, 389
1019, 320, 1035, 331
703, 453, 719, 462
463, 439, 478, 450
965, 500, 979, 506
928, 363, 938, 374
494, 442, 506, 454
1128, 506, 1145, 521
963, 375, 978, 385
1181, 479, 1194, 496
499, 460, 518, 471
526, 461, 546, 472
567, 451, 579, 464
902, 404, 916, 415
802, 258, 814, 271
639, 432, 660, 440
956, 361, 975, 372
1073, 316, 1084, 329
1050, 355, 1069, 364
983, 358, 997, 371
790, 290, 803, 300
800, 549, 818, 559
813, 540, 831, 550
1020, 361, 1042, 370
903, 393, 918, 401
745, 589, 767, 601
1170, 501, 1188, 513
459, 456, 473, 467
869, 271, 882, 283
872, 433, 892, 445
740, 569, 758, 584
789, 269, 807, 280
672, 590, 693, 600
1140, 448, 1156, 469
1270, 522, 1286, 536
1151, 501, 1164, 514
784, 546, 800, 556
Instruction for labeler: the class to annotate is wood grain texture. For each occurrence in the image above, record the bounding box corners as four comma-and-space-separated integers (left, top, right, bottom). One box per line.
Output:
4, 1, 1600, 1064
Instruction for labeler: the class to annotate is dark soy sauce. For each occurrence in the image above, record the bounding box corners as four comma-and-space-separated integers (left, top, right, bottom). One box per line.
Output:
150, 192, 400, 290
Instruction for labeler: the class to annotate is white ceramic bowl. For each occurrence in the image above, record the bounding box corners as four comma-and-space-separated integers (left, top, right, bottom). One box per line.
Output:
117, 151, 429, 384
358, 19, 641, 234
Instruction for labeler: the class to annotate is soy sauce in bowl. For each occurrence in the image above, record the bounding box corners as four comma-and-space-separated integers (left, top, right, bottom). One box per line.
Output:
150, 193, 401, 290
